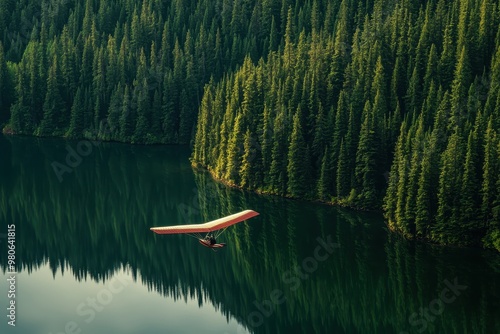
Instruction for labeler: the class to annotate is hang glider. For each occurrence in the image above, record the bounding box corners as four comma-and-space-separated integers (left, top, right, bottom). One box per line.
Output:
150, 210, 259, 249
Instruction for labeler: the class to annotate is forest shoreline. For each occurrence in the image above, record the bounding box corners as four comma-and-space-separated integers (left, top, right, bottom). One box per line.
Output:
1, 0, 499, 254
3, 126, 498, 253
191, 160, 499, 253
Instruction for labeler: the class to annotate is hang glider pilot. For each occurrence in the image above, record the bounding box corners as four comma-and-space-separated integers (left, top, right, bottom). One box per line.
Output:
150, 210, 260, 249
205, 233, 216, 245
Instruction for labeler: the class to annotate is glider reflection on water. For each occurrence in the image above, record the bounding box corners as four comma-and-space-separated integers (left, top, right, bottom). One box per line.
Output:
150, 210, 259, 249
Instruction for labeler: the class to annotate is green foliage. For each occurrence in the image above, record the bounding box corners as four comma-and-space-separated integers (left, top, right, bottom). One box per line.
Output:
37, 56, 65, 136
3, 0, 311, 142
434, 131, 464, 244
190, 0, 500, 251
66, 87, 84, 139
2, 0, 500, 251
0, 41, 9, 123
317, 146, 334, 201
287, 109, 310, 198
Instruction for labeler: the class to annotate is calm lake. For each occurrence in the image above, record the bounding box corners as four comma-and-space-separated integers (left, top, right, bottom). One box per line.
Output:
0, 134, 499, 334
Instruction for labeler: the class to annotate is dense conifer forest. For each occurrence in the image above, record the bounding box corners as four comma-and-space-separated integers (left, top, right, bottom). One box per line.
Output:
0, 0, 499, 251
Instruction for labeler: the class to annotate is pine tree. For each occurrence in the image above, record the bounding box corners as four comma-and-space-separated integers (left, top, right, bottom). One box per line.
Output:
92, 48, 108, 128
119, 84, 132, 141
479, 0, 495, 67
390, 56, 405, 113
283, 7, 295, 70
193, 85, 213, 166
240, 129, 256, 189
404, 117, 425, 233
336, 138, 350, 199
178, 89, 193, 144
317, 146, 334, 201
26, 42, 44, 126
151, 89, 162, 139
459, 130, 480, 241
391, 122, 412, 236
66, 87, 84, 139
328, 0, 350, 104
133, 79, 151, 143
268, 106, 288, 195
450, 46, 471, 130
311, 104, 328, 167
481, 120, 499, 225
60, 27, 77, 105
435, 130, 464, 244
488, 141, 500, 251
439, 21, 456, 90
38, 56, 65, 136
423, 44, 438, 98
9, 67, 31, 134
105, 35, 119, 99
414, 132, 436, 238
287, 108, 309, 198
354, 101, 379, 208
420, 80, 438, 129
456, 0, 471, 58
260, 105, 274, 176
162, 70, 178, 143
405, 66, 421, 116
80, 37, 93, 88
106, 84, 123, 140
225, 112, 245, 185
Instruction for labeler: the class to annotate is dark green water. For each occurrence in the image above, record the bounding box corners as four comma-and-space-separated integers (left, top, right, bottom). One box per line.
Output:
0, 135, 499, 334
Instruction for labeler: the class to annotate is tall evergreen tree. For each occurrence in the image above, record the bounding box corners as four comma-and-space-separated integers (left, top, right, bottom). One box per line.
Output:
460, 130, 480, 240
354, 101, 379, 208
66, 87, 84, 139
336, 138, 350, 199
240, 129, 256, 189
106, 84, 123, 140
317, 146, 334, 201
38, 56, 65, 136
119, 84, 132, 141
450, 46, 471, 129
481, 120, 499, 225
225, 112, 245, 185
268, 106, 288, 195
133, 79, 151, 143
9, 66, 30, 134
435, 130, 464, 244
287, 108, 309, 198
414, 133, 436, 238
